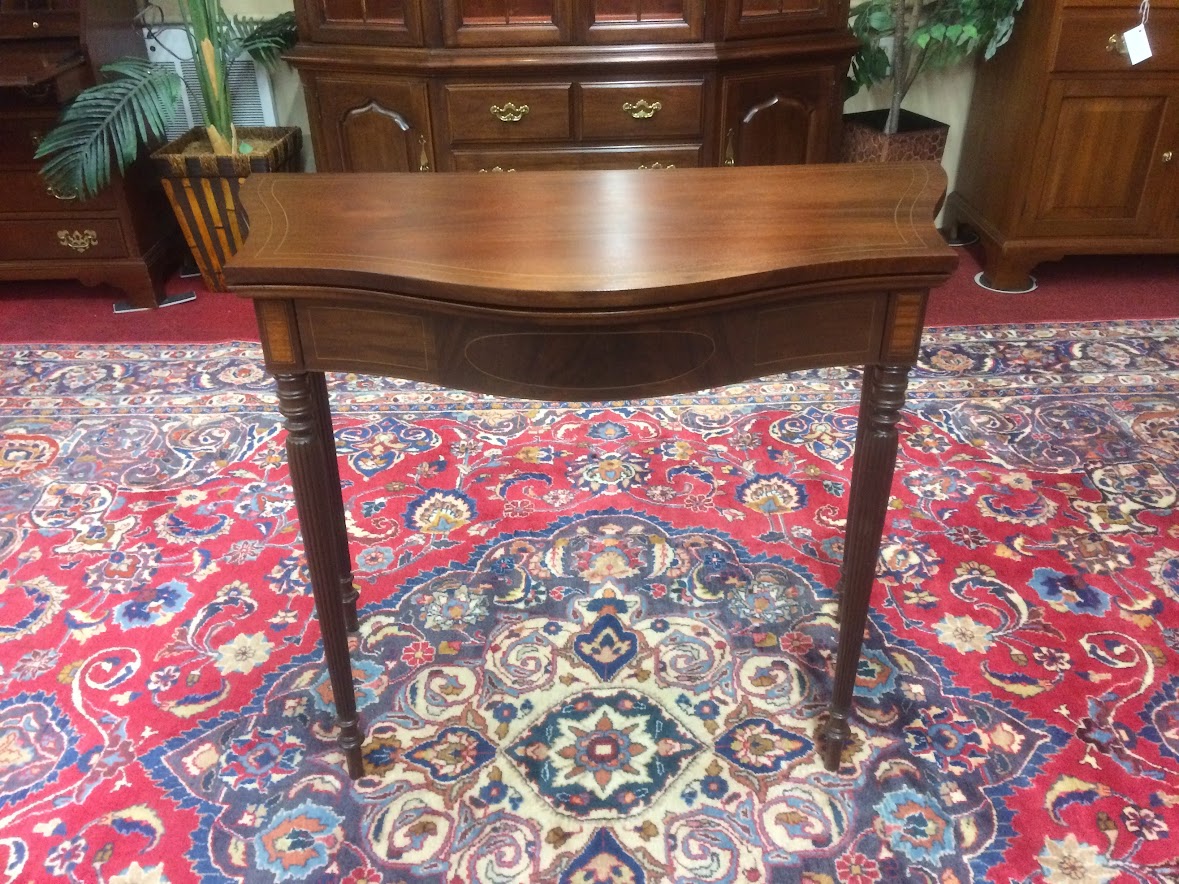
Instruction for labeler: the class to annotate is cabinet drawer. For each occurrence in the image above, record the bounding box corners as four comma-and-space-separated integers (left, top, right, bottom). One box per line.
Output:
0, 12, 79, 39
0, 219, 128, 261
1052, 7, 1179, 72
580, 80, 705, 139
0, 114, 58, 167
0, 170, 117, 214
451, 145, 702, 171
445, 83, 572, 142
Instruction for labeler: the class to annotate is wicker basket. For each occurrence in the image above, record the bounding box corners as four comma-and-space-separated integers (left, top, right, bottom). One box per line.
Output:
840, 110, 949, 164
152, 127, 303, 291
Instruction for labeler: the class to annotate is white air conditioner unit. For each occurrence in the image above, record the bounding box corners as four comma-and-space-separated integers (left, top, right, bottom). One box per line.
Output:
142, 26, 278, 143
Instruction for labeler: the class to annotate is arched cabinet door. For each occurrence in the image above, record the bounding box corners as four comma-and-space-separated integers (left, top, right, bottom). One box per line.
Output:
313, 77, 433, 172
720, 68, 839, 167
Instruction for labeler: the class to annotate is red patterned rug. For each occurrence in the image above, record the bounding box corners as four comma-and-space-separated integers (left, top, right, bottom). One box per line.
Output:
1, 320, 1177, 884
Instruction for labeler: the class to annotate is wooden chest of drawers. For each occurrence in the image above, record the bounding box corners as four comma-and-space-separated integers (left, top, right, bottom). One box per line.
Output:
946, 0, 1179, 290
290, 0, 856, 175
0, 0, 180, 309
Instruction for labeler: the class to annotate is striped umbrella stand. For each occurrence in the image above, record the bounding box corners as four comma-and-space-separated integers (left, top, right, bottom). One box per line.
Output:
152, 127, 303, 292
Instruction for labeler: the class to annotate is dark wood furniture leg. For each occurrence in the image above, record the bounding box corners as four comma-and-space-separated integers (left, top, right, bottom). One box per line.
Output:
275, 371, 365, 778
820, 362, 910, 770
308, 371, 361, 631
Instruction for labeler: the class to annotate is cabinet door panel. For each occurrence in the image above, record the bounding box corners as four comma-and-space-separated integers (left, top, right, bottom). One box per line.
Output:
582, 0, 704, 43
1023, 79, 1179, 237
722, 0, 843, 39
441, 0, 573, 46
300, 0, 422, 45
720, 69, 836, 166
314, 78, 432, 173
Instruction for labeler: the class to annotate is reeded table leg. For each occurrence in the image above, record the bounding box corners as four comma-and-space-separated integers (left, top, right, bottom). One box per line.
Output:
308, 371, 361, 632
276, 371, 365, 779
820, 362, 910, 771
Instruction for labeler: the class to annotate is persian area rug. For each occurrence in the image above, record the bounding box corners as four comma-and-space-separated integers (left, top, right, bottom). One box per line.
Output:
1, 319, 1177, 884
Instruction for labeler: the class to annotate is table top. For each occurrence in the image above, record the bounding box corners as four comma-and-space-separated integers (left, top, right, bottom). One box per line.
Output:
226, 163, 956, 310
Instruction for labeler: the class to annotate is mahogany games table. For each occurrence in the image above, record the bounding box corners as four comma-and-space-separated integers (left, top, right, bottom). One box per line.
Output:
224, 163, 957, 779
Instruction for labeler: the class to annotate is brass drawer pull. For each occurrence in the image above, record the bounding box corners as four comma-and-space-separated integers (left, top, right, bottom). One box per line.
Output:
1107, 33, 1129, 56
638, 162, 675, 170
47, 183, 77, 200
1164, 151, 1174, 164
418, 135, 430, 172
623, 99, 662, 119
490, 103, 529, 123
478, 166, 516, 172
57, 229, 98, 253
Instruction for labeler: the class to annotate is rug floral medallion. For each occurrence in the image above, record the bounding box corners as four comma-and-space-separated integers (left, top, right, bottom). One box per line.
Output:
0, 320, 1177, 884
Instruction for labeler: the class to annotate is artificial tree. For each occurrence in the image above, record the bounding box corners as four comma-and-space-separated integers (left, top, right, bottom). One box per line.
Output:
847, 0, 1025, 135
36, 0, 297, 199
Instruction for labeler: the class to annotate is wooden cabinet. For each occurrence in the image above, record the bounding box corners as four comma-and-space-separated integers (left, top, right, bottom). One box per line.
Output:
0, 0, 181, 308
291, 0, 856, 175
946, 0, 1179, 291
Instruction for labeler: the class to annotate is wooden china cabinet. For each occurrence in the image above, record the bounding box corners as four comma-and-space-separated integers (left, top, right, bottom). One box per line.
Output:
0, 0, 179, 308
289, 0, 857, 174
946, 0, 1179, 291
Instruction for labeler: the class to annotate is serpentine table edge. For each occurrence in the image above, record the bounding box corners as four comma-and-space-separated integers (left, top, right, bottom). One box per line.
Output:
224, 163, 959, 780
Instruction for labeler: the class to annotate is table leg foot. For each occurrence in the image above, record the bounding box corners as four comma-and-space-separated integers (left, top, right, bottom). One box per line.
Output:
817, 712, 850, 771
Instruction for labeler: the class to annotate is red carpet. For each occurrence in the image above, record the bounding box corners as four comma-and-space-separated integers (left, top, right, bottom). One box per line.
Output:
0, 245, 1174, 343
924, 246, 1178, 327
1, 324, 1177, 882
0, 275, 256, 344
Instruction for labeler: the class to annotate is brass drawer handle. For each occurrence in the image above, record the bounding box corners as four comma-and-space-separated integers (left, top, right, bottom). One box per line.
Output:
57, 229, 98, 253
478, 166, 516, 172
47, 183, 77, 200
1165, 151, 1175, 164
638, 162, 675, 170
418, 135, 430, 172
623, 99, 662, 119
1107, 33, 1129, 56
490, 103, 529, 123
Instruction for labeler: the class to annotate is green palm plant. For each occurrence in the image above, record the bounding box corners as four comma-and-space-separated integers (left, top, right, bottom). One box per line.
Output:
36, 1, 297, 200
847, 0, 1025, 134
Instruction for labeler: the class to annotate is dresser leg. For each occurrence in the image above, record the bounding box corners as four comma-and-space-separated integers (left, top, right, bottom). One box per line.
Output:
308, 372, 360, 632
820, 363, 910, 771
276, 372, 365, 779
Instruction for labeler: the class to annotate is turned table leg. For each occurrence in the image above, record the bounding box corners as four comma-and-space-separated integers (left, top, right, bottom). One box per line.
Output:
308, 371, 361, 632
820, 362, 910, 771
276, 372, 366, 779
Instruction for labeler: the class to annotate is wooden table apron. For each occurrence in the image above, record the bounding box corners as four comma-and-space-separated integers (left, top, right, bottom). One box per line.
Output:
224, 164, 958, 780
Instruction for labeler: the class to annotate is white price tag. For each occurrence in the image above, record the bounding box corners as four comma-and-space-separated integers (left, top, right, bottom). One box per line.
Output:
1123, 23, 1153, 64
